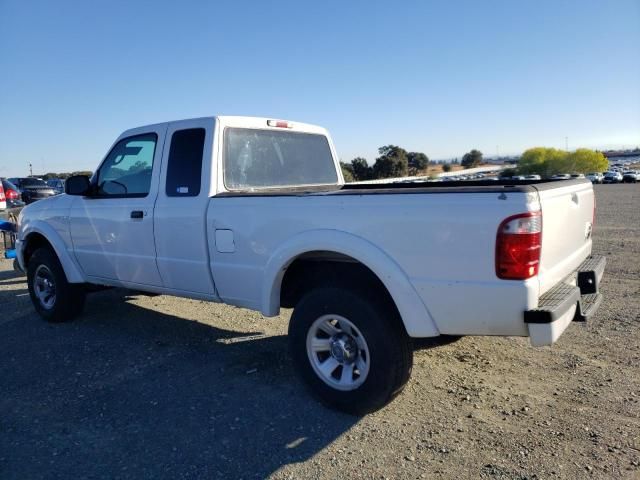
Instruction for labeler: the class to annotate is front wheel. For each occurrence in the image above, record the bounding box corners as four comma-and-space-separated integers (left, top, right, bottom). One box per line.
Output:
288, 286, 412, 415
27, 247, 86, 322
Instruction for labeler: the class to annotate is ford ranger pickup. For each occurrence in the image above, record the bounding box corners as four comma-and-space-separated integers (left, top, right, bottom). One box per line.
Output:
16, 116, 606, 414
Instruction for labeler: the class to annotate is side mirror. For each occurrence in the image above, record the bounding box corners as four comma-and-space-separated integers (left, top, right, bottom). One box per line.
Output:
65, 175, 92, 196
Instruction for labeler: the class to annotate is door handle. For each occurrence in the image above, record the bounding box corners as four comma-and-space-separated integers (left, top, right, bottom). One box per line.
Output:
130, 210, 144, 219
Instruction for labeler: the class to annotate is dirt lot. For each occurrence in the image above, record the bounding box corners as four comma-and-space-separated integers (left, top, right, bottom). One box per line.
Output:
1, 184, 638, 479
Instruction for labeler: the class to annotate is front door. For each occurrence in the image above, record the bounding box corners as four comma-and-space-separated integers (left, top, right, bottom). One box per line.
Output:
69, 126, 167, 286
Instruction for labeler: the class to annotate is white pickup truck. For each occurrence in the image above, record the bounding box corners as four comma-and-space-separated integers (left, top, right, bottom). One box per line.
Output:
16, 116, 605, 414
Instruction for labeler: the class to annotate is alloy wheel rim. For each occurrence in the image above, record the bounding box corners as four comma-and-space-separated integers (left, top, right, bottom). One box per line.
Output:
33, 265, 56, 310
306, 314, 370, 391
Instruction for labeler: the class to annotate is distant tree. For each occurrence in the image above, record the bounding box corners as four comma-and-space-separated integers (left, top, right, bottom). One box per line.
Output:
340, 161, 355, 182
40, 171, 93, 179
350, 157, 372, 181
518, 147, 565, 177
461, 149, 483, 168
566, 148, 608, 173
128, 160, 149, 173
372, 145, 408, 178
500, 167, 517, 178
407, 152, 429, 175
442, 163, 452, 172
518, 147, 607, 177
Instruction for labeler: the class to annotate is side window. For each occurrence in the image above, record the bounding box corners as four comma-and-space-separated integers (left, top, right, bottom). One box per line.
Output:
95, 133, 157, 197
165, 128, 205, 197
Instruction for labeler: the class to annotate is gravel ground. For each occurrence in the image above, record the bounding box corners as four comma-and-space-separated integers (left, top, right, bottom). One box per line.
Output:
0, 184, 638, 479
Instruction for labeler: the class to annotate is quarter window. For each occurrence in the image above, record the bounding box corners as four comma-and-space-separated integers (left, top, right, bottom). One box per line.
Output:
95, 133, 157, 197
165, 128, 205, 197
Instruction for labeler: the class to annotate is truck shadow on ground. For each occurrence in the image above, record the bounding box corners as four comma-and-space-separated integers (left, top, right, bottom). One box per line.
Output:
0, 289, 358, 479
0, 268, 25, 281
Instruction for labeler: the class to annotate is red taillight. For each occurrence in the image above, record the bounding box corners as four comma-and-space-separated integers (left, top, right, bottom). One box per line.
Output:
496, 212, 542, 280
0, 184, 5, 202
6, 189, 19, 200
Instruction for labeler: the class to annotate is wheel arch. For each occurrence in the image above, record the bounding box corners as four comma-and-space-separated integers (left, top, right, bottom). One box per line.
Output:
261, 230, 439, 338
20, 222, 85, 283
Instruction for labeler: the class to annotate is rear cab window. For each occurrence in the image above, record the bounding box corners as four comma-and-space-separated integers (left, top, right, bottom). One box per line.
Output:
223, 128, 338, 190
165, 128, 206, 197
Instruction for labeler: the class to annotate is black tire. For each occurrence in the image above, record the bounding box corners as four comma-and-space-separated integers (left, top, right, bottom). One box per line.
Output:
288, 286, 413, 415
27, 247, 86, 323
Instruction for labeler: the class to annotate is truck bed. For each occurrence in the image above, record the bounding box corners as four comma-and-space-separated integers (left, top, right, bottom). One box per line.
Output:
216, 178, 586, 197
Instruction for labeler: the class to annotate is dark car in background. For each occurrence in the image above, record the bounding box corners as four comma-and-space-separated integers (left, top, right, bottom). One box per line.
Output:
46, 178, 66, 194
623, 171, 638, 183
7, 177, 56, 204
1, 179, 26, 209
0, 178, 26, 223
603, 171, 623, 184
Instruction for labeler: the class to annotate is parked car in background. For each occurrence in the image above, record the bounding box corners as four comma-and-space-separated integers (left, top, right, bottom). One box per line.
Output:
7, 177, 56, 204
523, 174, 541, 180
603, 171, 623, 184
551, 174, 571, 180
46, 178, 66, 194
586, 172, 603, 184
570, 174, 586, 179
0, 181, 6, 213
0, 178, 25, 223
1, 179, 26, 209
623, 171, 638, 183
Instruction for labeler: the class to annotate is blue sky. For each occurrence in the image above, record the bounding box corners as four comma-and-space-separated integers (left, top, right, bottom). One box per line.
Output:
1, 0, 639, 177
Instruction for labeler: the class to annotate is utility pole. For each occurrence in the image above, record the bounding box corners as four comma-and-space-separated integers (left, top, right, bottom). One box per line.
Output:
29, 163, 33, 176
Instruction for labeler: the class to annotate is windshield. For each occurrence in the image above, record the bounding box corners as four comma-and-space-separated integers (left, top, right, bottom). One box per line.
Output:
2, 179, 19, 190
223, 128, 338, 190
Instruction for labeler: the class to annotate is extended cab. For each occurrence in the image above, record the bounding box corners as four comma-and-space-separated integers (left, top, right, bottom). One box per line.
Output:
16, 116, 605, 414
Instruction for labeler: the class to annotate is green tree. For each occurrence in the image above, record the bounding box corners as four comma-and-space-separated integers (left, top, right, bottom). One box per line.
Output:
518, 147, 607, 177
407, 152, 429, 174
461, 149, 483, 168
442, 163, 452, 172
350, 157, 372, 180
372, 145, 409, 178
500, 167, 517, 178
518, 147, 566, 177
566, 148, 608, 173
340, 162, 355, 182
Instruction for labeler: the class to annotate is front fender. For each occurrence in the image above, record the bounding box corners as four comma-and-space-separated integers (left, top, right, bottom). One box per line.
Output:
261, 229, 439, 338
19, 220, 86, 283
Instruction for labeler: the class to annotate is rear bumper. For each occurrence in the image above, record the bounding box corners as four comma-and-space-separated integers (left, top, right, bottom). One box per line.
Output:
525, 255, 606, 346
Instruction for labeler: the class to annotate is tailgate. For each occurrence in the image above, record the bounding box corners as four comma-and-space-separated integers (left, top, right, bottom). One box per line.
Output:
534, 180, 594, 295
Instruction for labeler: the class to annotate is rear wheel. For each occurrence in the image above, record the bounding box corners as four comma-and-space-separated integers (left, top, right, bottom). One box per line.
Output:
289, 286, 412, 415
27, 247, 86, 322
